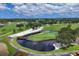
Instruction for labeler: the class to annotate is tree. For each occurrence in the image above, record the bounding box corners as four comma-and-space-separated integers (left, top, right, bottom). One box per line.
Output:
73, 27, 79, 37
16, 23, 24, 31
56, 25, 75, 48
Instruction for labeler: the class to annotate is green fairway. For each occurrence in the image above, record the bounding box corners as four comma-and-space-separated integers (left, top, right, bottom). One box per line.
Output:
53, 45, 79, 54
0, 22, 32, 55
0, 23, 16, 55
11, 37, 79, 55
44, 24, 79, 31
28, 24, 79, 41
44, 24, 68, 31
0, 23, 16, 34
28, 31, 58, 41
1, 23, 79, 55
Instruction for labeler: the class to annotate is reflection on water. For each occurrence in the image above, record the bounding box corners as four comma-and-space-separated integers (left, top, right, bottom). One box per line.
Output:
17, 38, 56, 52
17, 30, 59, 52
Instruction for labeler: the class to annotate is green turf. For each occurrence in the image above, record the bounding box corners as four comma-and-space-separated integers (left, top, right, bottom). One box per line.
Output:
29, 24, 79, 41
0, 23, 16, 33
11, 37, 79, 55
0, 31, 16, 55
5, 42, 16, 56
28, 31, 58, 41
52, 45, 79, 54
44, 24, 68, 31
0, 23, 31, 56
1, 23, 79, 55
44, 24, 79, 31
0, 23, 19, 56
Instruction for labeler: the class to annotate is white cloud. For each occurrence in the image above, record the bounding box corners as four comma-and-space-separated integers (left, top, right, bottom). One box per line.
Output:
0, 4, 9, 10
12, 3, 79, 16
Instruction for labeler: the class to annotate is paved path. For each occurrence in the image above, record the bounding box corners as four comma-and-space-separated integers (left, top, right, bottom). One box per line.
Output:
9, 27, 50, 55
8, 27, 43, 38
9, 27, 73, 56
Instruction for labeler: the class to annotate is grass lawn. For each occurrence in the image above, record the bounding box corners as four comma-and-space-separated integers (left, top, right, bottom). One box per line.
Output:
11, 37, 79, 55
1, 23, 79, 55
0, 31, 17, 55
5, 42, 16, 56
28, 24, 79, 41
28, 31, 58, 41
0, 22, 32, 55
44, 24, 79, 31
44, 24, 68, 31
0, 23, 16, 34
0, 23, 17, 55
52, 45, 79, 54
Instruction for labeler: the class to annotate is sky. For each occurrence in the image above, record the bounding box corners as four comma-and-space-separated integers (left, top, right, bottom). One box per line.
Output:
0, 3, 79, 18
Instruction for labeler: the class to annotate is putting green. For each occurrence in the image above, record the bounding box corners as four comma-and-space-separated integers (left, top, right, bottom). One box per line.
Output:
28, 31, 58, 41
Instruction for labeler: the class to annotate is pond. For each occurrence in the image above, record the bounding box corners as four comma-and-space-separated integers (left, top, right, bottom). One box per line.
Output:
17, 38, 57, 52
17, 30, 59, 52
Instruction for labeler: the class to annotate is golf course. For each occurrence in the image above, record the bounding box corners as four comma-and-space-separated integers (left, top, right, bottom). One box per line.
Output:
0, 19, 79, 56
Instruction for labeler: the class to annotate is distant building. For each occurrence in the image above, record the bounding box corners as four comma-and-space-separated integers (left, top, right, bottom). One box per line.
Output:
0, 23, 5, 27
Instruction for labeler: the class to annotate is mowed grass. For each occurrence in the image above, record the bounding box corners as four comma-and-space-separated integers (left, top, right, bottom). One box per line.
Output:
10, 23, 79, 55
0, 23, 17, 55
0, 23, 31, 55
44, 24, 68, 31
44, 24, 79, 31
1, 23, 79, 55
0, 23, 16, 35
12, 37, 79, 55
28, 31, 58, 41
52, 45, 79, 54
28, 24, 79, 41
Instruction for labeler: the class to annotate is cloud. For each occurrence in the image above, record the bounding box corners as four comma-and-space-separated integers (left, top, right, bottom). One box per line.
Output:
11, 3, 79, 16
0, 4, 10, 10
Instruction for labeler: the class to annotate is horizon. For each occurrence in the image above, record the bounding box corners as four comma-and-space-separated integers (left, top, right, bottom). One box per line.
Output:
0, 3, 79, 18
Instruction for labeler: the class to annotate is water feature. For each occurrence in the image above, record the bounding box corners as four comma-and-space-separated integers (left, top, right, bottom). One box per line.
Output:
17, 30, 59, 52
17, 38, 57, 52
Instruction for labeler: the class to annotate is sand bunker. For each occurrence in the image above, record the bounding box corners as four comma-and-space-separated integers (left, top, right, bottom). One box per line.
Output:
0, 43, 9, 56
